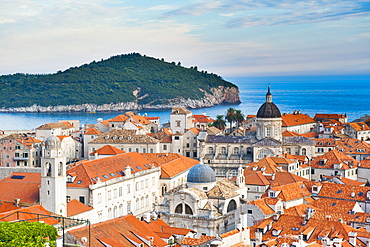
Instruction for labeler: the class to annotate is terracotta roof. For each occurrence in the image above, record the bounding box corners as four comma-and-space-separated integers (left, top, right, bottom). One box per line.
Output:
89, 129, 159, 144
66, 152, 156, 188
90, 144, 125, 155
335, 138, 370, 155
0, 205, 59, 225
360, 159, 370, 168
141, 153, 198, 178
192, 114, 215, 123
180, 235, 215, 245
344, 122, 370, 131
248, 198, 276, 215
263, 181, 311, 202
36, 122, 73, 130
266, 172, 309, 186
281, 113, 316, 127
146, 218, 193, 236
0, 172, 40, 205
171, 107, 192, 114
245, 156, 288, 174
244, 171, 270, 186
15, 137, 42, 148
187, 127, 200, 135
300, 132, 318, 138
314, 114, 347, 119
316, 183, 369, 202
310, 149, 360, 169
282, 130, 301, 137
67, 199, 93, 217
308, 198, 358, 214
84, 127, 102, 135
68, 214, 168, 247
109, 114, 129, 122
315, 138, 337, 147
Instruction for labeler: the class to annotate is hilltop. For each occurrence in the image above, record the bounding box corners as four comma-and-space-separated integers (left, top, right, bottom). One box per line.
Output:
0, 53, 240, 112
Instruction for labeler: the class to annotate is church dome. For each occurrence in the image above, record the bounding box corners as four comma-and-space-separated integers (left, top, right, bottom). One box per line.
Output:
256, 87, 281, 118
187, 162, 216, 183
45, 135, 61, 149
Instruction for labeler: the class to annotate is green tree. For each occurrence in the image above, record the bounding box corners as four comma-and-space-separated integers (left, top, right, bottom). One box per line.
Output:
235, 109, 245, 128
213, 115, 226, 130
225, 107, 236, 133
0, 221, 57, 246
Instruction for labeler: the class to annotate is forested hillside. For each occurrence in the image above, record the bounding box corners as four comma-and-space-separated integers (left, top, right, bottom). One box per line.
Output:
0, 53, 238, 108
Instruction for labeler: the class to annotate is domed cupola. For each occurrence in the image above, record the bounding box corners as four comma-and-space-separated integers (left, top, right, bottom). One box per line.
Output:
256, 87, 282, 141
187, 162, 216, 191
45, 135, 61, 150
256, 86, 281, 118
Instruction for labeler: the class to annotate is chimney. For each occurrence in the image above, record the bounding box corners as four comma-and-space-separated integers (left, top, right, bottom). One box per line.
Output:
349, 232, 357, 246
14, 198, 20, 207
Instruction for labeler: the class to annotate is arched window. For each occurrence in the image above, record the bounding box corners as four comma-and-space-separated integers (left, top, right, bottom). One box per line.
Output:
119, 204, 123, 217
233, 147, 239, 154
257, 149, 274, 160
145, 195, 149, 206
286, 148, 291, 154
221, 147, 227, 154
136, 198, 139, 210
302, 148, 307, 155
161, 184, 167, 196
208, 147, 214, 154
227, 199, 237, 212
141, 197, 144, 208
184, 204, 193, 215
266, 127, 271, 137
113, 206, 117, 218
58, 162, 63, 176
175, 204, 182, 213
45, 162, 51, 176
247, 147, 252, 154
108, 208, 112, 219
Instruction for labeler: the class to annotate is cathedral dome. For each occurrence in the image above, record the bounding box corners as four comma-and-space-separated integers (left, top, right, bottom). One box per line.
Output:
256, 87, 281, 118
45, 135, 61, 149
187, 162, 216, 183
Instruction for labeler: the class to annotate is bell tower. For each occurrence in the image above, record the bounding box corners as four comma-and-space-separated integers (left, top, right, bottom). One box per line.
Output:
40, 136, 67, 216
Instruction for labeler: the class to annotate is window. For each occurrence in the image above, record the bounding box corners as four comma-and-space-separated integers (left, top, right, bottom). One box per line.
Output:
136, 182, 139, 191
186, 152, 190, 157
142, 148, 146, 153
302, 148, 306, 155
208, 147, 214, 154
79, 196, 85, 204
247, 210, 253, 214
15, 153, 19, 157
186, 143, 190, 148
163, 145, 167, 151
145, 179, 148, 188
233, 147, 239, 154
174, 136, 180, 140
23, 153, 28, 158
127, 184, 130, 194
108, 190, 111, 200
193, 151, 197, 157
127, 201, 131, 214
266, 127, 271, 137
221, 147, 227, 154
176, 120, 181, 127
135, 148, 139, 153
150, 148, 154, 153
113, 188, 117, 198
286, 148, 291, 154
66, 196, 71, 202
317, 148, 324, 153
98, 193, 102, 203
119, 187, 122, 197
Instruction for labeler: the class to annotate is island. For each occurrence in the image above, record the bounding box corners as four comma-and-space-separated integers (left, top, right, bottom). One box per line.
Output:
0, 53, 240, 112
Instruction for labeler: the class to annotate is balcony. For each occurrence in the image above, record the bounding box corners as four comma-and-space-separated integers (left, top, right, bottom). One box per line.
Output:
14, 157, 29, 161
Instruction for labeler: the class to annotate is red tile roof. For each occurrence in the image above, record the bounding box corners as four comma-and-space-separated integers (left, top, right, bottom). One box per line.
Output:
0, 205, 59, 225
84, 127, 102, 135
68, 214, 168, 247
141, 153, 199, 178
67, 199, 93, 217
281, 113, 316, 127
66, 152, 156, 188
263, 182, 311, 202
90, 145, 125, 155
310, 149, 360, 169
0, 172, 40, 205
192, 115, 215, 123
109, 114, 129, 122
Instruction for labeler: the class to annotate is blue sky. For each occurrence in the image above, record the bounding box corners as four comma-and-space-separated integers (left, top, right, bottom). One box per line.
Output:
1, 0, 369, 77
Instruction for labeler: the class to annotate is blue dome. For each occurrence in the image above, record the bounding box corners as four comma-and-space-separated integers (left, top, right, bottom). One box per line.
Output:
187, 162, 216, 183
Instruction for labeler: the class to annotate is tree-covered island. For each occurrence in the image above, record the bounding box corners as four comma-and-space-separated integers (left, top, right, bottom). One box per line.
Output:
0, 53, 240, 112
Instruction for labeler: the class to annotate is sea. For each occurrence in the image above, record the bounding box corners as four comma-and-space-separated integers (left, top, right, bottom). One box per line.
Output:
0, 75, 369, 130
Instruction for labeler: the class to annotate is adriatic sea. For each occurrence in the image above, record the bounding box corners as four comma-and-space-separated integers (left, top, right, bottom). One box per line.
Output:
0, 75, 369, 130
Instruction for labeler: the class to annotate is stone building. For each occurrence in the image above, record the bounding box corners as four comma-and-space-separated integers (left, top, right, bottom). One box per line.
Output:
155, 162, 248, 236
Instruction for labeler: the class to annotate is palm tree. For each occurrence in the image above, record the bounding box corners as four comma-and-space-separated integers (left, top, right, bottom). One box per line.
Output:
225, 107, 236, 133
235, 109, 245, 128
213, 115, 226, 130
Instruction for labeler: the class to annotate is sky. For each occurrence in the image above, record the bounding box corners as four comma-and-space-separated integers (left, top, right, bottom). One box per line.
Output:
1, 0, 370, 77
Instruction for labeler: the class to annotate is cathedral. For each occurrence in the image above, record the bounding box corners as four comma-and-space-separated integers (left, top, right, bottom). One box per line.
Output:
199, 87, 316, 177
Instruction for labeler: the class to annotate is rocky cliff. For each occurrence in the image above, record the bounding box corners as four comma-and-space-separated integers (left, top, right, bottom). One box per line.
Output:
0, 86, 240, 113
